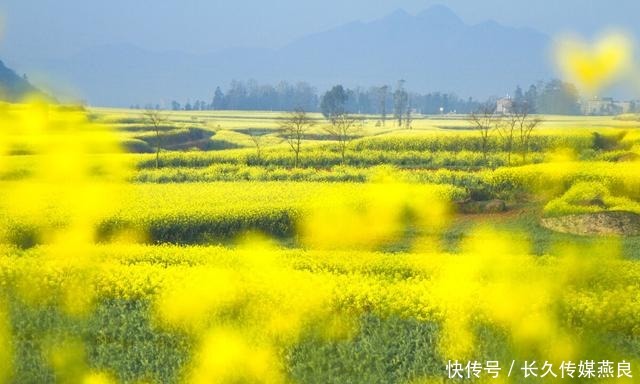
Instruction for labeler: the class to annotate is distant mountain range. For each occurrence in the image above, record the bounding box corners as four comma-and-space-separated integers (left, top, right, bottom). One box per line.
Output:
0, 60, 46, 102
24, 5, 554, 107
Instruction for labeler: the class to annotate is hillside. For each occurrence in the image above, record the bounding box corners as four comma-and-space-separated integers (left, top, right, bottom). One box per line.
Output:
0, 60, 44, 102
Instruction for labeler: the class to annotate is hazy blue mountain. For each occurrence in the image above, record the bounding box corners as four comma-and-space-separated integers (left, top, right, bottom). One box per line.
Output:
37, 5, 552, 107
0, 60, 47, 102
274, 5, 550, 95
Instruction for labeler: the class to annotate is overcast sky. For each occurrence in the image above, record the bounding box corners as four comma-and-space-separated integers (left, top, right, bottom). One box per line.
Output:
1, 0, 638, 63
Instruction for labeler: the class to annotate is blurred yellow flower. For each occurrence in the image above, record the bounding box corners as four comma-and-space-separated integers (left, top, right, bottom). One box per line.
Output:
556, 32, 633, 94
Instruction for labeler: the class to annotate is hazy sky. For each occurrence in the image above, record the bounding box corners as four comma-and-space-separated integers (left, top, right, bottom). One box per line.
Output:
1, 0, 638, 63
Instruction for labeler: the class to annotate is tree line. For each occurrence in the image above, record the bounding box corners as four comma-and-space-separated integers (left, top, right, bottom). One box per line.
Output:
145, 78, 584, 116
468, 100, 542, 165
511, 79, 581, 115
158, 80, 480, 116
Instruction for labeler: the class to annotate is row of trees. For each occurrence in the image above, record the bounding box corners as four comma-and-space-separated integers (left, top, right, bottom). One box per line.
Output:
280, 100, 542, 169
143, 80, 561, 169
165, 81, 319, 112
143, 103, 539, 170
469, 101, 541, 164
511, 79, 581, 115
162, 79, 481, 117
319, 81, 416, 129
159, 78, 586, 117
279, 109, 361, 167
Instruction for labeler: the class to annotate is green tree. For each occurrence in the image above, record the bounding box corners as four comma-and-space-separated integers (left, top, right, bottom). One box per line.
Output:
537, 79, 580, 115
524, 84, 538, 113
212, 87, 225, 110
320, 85, 348, 119
375, 85, 389, 126
393, 80, 408, 127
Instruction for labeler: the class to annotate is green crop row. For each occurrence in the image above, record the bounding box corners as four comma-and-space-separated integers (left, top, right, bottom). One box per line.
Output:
0, 182, 466, 247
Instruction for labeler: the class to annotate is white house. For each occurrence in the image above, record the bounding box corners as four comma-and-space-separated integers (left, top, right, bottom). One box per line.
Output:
496, 97, 512, 114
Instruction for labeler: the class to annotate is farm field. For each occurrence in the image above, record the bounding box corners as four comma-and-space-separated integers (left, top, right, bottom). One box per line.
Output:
1, 103, 640, 383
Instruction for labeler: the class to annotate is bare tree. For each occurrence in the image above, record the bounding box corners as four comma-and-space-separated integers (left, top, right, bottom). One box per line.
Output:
512, 102, 542, 162
280, 108, 314, 168
248, 130, 265, 163
143, 108, 168, 168
497, 111, 518, 165
324, 113, 361, 165
468, 103, 500, 163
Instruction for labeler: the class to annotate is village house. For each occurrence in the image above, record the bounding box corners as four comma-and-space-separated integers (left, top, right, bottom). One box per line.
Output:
581, 97, 639, 115
496, 97, 512, 114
